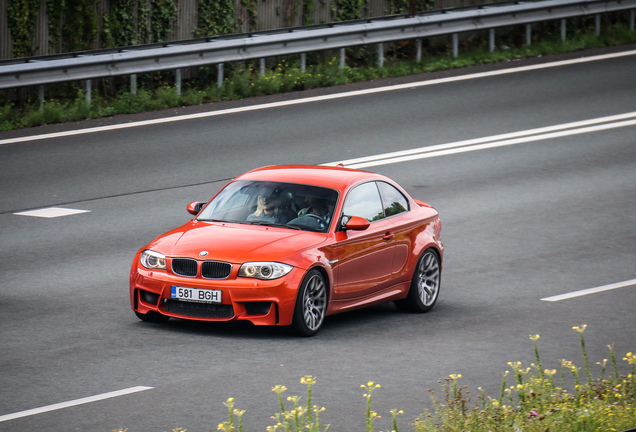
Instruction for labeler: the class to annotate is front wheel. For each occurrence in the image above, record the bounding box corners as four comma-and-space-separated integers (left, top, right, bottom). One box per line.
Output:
395, 249, 441, 313
292, 269, 327, 337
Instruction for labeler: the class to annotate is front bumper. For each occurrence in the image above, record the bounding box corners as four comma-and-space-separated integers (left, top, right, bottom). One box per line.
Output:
129, 263, 303, 326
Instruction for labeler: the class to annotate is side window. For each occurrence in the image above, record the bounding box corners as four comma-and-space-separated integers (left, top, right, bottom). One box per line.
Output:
343, 182, 384, 222
378, 182, 409, 217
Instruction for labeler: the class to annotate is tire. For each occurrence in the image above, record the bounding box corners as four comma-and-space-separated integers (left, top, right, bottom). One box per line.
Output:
292, 269, 327, 337
395, 249, 441, 313
135, 310, 170, 323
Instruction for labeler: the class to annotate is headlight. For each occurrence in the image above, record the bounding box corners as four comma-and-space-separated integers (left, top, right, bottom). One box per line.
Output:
140, 250, 167, 270
239, 262, 293, 280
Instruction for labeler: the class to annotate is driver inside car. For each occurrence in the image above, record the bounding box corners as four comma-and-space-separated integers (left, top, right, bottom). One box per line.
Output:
297, 196, 332, 223
247, 189, 295, 224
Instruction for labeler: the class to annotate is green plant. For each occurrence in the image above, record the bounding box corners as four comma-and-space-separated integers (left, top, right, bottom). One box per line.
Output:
64, 0, 98, 52
414, 327, 636, 432
44, 0, 99, 54
7, 0, 40, 58
268, 376, 328, 432
101, 0, 175, 47
218, 397, 246, 432
573, 324, 593, 383
361, 381, 382, 432
0, 102, 17, 131
331, 0, 365, 22
302, 0, 315, 25
388, 0, 434, 15
150, 0, 177, 43
46, 0, 64, 52
240, 0, 258, 31
195, 0, 236, 37
103, 0, 139, 47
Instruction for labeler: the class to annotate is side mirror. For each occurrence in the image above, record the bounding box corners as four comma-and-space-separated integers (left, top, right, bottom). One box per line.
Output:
344, 215, 370, 231
187, 201, 205, 216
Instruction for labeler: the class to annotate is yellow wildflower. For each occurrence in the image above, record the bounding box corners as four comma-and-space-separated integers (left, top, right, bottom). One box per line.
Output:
572, 324, 587, 333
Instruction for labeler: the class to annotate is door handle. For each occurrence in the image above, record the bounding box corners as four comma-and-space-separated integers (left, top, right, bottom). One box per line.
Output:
383, 231, 395, 241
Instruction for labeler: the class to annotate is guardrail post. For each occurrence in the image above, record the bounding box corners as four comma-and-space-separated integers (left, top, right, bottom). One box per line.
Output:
339, 48, 346, 69
489, 28, 495, 52
595, 14, 601, 36
377, 43, 384, 68
415, 38, 422, 62
131, 74, 137, 95
259, 58, 265, 75
629, 9, 634, 31
561, 18, 567, 41
525, 24, 532, 45
217, 63, 224, 88
85, 79, 91, 105
300, 53, 306, 71
452, 33, 458, 58
39, 85, 44, 110
175, 68, 182, 95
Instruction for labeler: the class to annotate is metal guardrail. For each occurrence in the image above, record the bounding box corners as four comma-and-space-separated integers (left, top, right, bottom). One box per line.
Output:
0, 0, 635, 92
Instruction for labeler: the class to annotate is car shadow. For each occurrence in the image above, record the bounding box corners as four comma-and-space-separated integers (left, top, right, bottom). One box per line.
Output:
131, 302, 413, 339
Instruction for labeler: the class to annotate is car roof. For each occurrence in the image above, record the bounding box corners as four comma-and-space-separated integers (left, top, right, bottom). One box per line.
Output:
236, 165, 386, 191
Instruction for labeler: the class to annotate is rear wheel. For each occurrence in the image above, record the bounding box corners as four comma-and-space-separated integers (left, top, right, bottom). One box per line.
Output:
135, 310, 170, 323
395, 249, 441, 313
292, 269, 327, 337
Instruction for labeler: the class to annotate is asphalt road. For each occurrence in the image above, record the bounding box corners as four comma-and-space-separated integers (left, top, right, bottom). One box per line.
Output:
1, 47, 635, 432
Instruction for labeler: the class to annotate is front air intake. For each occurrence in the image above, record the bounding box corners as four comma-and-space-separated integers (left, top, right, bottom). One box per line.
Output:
163, 300, 234, 318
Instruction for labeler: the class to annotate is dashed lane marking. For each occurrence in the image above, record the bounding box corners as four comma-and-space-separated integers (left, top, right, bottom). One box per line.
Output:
541, 279, 636, 302
13, 207, 91, 218
0, 386, 154, 423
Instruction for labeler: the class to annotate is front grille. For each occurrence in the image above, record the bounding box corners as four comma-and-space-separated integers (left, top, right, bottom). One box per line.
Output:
202, 261, 232, 279
163, 299, 234, 319
172, 258, 197, 276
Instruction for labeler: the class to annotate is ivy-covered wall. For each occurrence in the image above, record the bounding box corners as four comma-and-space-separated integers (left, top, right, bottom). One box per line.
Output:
101, 0, 178, 47
2, 0, 485, 60
6, 0, 41, 58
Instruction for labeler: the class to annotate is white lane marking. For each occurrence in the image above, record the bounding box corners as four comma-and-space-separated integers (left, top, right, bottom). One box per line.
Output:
327, 116, 636, 168
14, 207, 91, 218
541, 279, 636, 302
1, 50, 635, 147
0, 386, 154, 423
323, 111, 636, 167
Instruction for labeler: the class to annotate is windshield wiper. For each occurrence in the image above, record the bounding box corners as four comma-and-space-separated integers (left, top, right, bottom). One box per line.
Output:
245, 221, 301, 230
198, 218, 257, 225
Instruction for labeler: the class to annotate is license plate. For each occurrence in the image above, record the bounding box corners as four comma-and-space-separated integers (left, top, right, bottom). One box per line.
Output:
171, 286, 222, 304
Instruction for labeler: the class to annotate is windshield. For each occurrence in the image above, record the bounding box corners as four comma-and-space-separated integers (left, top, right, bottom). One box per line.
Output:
197, 180, 339, 233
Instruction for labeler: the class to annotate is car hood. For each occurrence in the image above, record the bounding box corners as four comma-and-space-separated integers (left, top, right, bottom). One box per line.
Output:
147, 220, 328, 263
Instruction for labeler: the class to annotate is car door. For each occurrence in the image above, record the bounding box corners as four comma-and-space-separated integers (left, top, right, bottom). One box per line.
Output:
376, 181, 412, 276
329, 182, 397, 299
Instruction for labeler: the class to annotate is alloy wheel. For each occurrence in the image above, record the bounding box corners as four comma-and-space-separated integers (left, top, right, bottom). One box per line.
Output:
302, 273, 327, 331
416, 251, 440, 307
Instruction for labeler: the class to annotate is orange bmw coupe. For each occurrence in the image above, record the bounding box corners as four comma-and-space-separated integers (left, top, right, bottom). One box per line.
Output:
130, 165, 443, 336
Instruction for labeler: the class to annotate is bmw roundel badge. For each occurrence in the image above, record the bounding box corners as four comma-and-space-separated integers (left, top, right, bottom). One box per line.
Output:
199, 251, 209, 257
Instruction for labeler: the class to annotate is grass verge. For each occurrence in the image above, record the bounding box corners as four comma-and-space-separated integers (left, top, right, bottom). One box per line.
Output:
113, 325, 634, 432
1, 24, 636, 132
